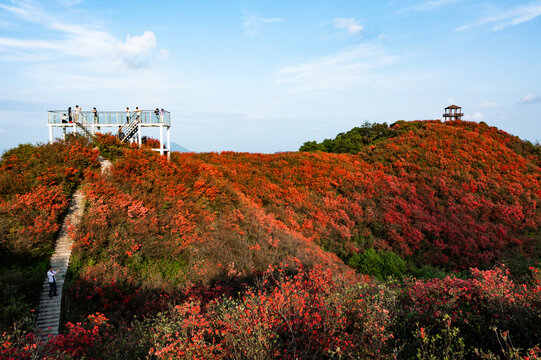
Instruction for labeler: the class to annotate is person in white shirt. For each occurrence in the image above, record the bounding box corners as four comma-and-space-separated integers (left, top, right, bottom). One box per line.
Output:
47, 266, 59, 298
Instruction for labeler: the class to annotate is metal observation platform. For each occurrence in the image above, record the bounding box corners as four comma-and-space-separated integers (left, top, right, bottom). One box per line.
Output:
47, 110, 171, 156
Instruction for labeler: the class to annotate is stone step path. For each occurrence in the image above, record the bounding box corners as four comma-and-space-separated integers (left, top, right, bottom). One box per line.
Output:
36, 189, 84, 341
98, 155, 112, 174
36, 155, 111, 342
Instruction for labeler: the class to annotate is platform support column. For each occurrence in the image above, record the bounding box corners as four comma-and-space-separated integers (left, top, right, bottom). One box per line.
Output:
159, 124, 164, 155
138, 124, 142, 146
167, 126, 170, 160
49, 125, 53, 144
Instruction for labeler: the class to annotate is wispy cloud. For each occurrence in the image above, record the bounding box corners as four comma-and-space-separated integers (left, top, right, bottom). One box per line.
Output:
463, 112, 484, 121
333, 18, 363, 35
0, 128, 6, 133
456, 2, 541, 31
276, 43, 397, 93
475, 100, 500, 108
519, 94, 541, 104
0, 0, 163, 70
398, 0, 462, 14
243, 13, 286, 37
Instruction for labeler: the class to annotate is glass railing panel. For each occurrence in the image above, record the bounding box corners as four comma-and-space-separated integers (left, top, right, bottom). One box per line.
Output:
48, 110, 171, 125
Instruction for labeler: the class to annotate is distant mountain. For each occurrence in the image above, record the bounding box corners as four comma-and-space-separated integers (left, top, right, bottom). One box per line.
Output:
170, 142, 190, 152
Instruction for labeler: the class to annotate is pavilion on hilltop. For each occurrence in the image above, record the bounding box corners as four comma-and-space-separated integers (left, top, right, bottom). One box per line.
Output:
443, 105, 464, 121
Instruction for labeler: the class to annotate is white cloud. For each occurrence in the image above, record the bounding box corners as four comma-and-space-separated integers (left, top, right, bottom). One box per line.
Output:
333, 18, 363, 35
398, 0, 462, 13
120, 31, 156, 56
0, 37, 60, 50
116, 31, 158, 68
456, 3, 541, 31
475, 100, 500, 108
446, 97, 455, 104
463, 112, 484, 120
243, 13, 286, 37
0, 128, 6, 133
519, 94, 541, 104
158, 48, 170, 61
276, 43, 397, 93
0, 1, 166, 70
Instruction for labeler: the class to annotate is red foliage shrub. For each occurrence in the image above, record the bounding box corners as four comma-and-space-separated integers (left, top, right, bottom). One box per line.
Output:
46, 312, 111, 359
396, 266, 541, 357
145, 264, 393, 359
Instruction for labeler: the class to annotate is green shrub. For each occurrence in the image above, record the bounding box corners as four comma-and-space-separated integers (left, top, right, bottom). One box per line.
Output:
348, 248, 406, 280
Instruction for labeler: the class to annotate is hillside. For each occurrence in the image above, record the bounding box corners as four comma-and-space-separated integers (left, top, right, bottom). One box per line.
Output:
1, 121, 540, 359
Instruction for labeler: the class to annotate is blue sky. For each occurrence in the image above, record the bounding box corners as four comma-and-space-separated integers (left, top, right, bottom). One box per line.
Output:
0, 0, 540, 153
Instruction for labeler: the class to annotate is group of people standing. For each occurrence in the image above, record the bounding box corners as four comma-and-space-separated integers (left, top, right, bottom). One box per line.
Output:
60, 106, 167, 125
61, 105, 99, 124
125, 107, 166, 123
125, 106, 142, 123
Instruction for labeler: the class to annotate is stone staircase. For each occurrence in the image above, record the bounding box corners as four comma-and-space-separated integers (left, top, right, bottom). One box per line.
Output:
36, 155, 112, 342
36, 189, 84, 341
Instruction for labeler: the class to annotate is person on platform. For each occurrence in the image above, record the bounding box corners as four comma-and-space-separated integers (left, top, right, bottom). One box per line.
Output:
135, 107, 141, 121
92, 107, 98, 123
75, 105, 80, 122
47, 266, 59, 298
61, 113, 67, 123
160, 108, 164, 123
126, 107, 130, 123
68, 107, 72, 123
154, 108, 159, 121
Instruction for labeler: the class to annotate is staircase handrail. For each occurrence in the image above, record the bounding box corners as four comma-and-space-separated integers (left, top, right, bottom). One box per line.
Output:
73, 119, 94, 138
118, 112, 141, 142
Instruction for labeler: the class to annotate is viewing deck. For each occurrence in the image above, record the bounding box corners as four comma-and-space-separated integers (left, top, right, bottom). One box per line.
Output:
47, 109, 172, 157
48, 110, 171, 126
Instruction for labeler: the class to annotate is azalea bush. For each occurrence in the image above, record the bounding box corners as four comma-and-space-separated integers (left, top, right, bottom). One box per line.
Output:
0, 135, 98, 333
394, 266, 541, 358
63, 120, 539, 337
2, 120, 540, 358
134, 263, 394, 360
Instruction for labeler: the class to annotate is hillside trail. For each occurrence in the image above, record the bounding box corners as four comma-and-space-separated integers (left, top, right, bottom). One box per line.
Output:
36, 155, 111, 342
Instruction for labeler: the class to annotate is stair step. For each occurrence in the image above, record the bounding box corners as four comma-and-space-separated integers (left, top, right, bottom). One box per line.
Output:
38, 310, 61, 317
37, 315, 60, 322
38, 315, 61, 322
37, 324, 59, 330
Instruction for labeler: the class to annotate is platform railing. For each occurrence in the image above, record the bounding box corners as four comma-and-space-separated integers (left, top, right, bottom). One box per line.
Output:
48, 110, 171, 126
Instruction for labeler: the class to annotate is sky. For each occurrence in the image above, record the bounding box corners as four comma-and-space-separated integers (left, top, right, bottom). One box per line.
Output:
0, 0, 540, 153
